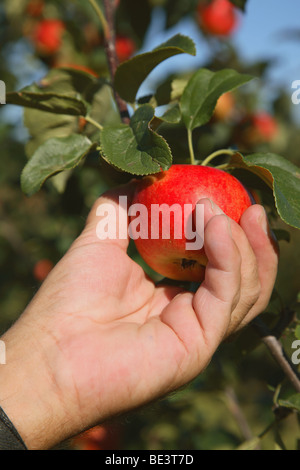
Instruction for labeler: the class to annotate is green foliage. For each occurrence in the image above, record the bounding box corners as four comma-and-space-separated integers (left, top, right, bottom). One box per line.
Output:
180, 68, 253, 131
7, 87, 88, 116
114, 34, 196, 103
226, 153, 300, 229
278, 395, 300, 413
100, 104, 172, 175
21, 135, 94, 196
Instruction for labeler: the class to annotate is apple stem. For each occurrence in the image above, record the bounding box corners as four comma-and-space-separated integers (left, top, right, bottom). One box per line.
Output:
187, 129, 196, 165
201, 148, 236, 167
214, 163, 231, 170
85, 116, 104, 131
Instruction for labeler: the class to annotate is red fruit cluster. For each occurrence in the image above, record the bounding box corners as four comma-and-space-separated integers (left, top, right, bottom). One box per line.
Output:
115, 35, 136, 63
197, 0, 238, 36
33, 19, 65, 55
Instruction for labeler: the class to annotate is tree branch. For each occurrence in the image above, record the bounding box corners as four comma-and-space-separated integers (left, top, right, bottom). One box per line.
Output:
103, 0, 130, 124
252, 318, 300, 394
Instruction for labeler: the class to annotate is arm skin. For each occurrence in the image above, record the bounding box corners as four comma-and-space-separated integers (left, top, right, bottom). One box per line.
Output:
0, 183, 278, 450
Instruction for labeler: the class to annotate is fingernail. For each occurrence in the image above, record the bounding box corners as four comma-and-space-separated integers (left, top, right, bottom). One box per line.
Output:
226, 216, 233, 238
205, 198, 225, 215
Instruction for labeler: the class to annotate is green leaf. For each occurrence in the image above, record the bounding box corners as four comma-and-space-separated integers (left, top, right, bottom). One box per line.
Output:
24, 108, 78, 158
272, 229, 291, 243
7, 87, 88, 116
159, 104, 182, 124
6, 66, 103, 116
116, 0, 152, 42
21, 135, 93, 196
295, 325, 300, 340
114, 34, 196, 103
229, 0, 248, 11
164, 0, 199, 28
278, 394, 300, 413
100, 104, 172, 175
181, 68, 253, 131
155, 75, 190, 106
35, 67, 100, 96
227, 153, 300, 230
22, 75, 116, 158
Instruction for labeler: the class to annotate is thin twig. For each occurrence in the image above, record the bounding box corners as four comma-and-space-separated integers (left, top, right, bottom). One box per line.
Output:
87, 0, 109, 37
252, 318, 300, 394
103, 0, 130, 124
272, 307, 296, 339
224, 386, 254, 442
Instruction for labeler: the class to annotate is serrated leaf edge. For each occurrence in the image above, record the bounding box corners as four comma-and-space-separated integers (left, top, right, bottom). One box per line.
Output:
21, 139, 94, 196
99, 113, 173, 176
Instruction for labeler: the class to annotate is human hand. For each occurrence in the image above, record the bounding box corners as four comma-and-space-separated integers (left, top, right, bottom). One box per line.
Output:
0, 182, 278, 449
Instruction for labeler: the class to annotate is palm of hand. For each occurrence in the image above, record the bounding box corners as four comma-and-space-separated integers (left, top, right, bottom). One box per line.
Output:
25, 185, 277, 434
30, 226, 203, 429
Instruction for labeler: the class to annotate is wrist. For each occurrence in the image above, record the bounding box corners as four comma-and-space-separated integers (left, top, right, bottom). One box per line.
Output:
0, 315, 73, 450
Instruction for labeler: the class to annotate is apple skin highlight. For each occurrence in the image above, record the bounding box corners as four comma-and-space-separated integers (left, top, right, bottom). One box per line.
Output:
132, 165, 252, 282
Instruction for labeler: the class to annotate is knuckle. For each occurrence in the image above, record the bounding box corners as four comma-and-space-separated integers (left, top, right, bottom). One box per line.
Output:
253, 279, 262, 303
243, 280, 262, 311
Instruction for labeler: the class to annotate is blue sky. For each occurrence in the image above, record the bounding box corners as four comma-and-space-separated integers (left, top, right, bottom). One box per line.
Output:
138, 0, 300, 120
235, 0, 300, 88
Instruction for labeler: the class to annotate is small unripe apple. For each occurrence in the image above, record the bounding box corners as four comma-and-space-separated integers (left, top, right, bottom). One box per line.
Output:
197, 0, 238, 37
214, 92, 235, 121
132, 165, 252, 282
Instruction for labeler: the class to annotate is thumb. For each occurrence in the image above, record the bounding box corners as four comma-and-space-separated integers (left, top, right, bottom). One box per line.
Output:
76, 181, 137, 251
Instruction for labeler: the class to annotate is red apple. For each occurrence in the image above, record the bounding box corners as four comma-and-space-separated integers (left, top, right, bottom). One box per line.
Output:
197, 0, 238, 37
26, 0, 44, 17
33, 259, 54, 282
131, 165, 252, 282
236, 112, 278, 147
252, 112, 278, 141
72, 424, 121, 450
33, 19, 65, 55
115, 35, 136, 63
